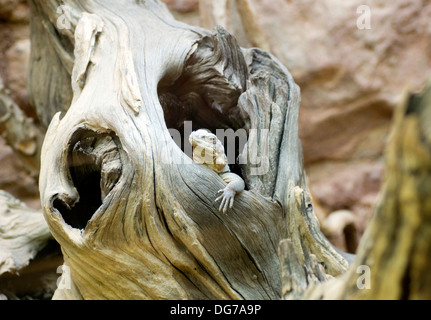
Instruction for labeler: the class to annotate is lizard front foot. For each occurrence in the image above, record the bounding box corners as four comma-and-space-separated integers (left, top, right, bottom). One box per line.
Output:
215, 188, 236, 213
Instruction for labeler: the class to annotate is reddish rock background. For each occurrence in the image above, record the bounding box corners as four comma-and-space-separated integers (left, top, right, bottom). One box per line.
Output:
1, 0, 430, 253
0, 0, 37, 209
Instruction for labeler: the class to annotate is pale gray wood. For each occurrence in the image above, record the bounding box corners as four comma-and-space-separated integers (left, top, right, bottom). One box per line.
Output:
30, 0, 350, 300
0, 191, 51, 275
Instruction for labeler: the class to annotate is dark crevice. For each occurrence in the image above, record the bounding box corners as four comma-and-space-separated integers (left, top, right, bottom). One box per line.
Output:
52, 130, 122, 230
343, 223, 359, 254
400, 251, 413, 300
156, 27, 250, 188
53, 167, 102, 230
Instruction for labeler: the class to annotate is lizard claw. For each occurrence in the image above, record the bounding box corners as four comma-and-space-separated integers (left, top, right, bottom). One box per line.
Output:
215, 188, 235, 213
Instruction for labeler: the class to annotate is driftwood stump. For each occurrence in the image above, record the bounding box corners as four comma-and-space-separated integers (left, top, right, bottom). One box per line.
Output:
9, 0, 428, 301
29, 0, 349, 299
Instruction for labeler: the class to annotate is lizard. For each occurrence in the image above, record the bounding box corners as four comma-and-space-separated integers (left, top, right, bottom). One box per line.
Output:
189, 129, 245, 213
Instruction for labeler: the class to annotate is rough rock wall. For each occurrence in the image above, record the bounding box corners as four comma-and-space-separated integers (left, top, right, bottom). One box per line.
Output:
0, 0, 39, 209
0, 0, 430, 252
255, 0, 430, 216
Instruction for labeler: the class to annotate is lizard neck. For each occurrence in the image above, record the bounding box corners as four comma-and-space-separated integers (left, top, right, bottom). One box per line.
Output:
218, 164, 230, 174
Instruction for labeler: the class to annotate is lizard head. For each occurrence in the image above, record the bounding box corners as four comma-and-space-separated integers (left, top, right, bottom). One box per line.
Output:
189, 129, 228, 173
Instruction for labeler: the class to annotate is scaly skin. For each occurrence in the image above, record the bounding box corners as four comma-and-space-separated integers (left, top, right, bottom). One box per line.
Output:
189, 129, 245, 213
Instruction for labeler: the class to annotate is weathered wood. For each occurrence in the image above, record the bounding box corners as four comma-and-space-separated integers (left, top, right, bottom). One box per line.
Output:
27, 0, 77, 128
30, 0, 349, 300
278, 184, 349, 300
0, 191, 51, 275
